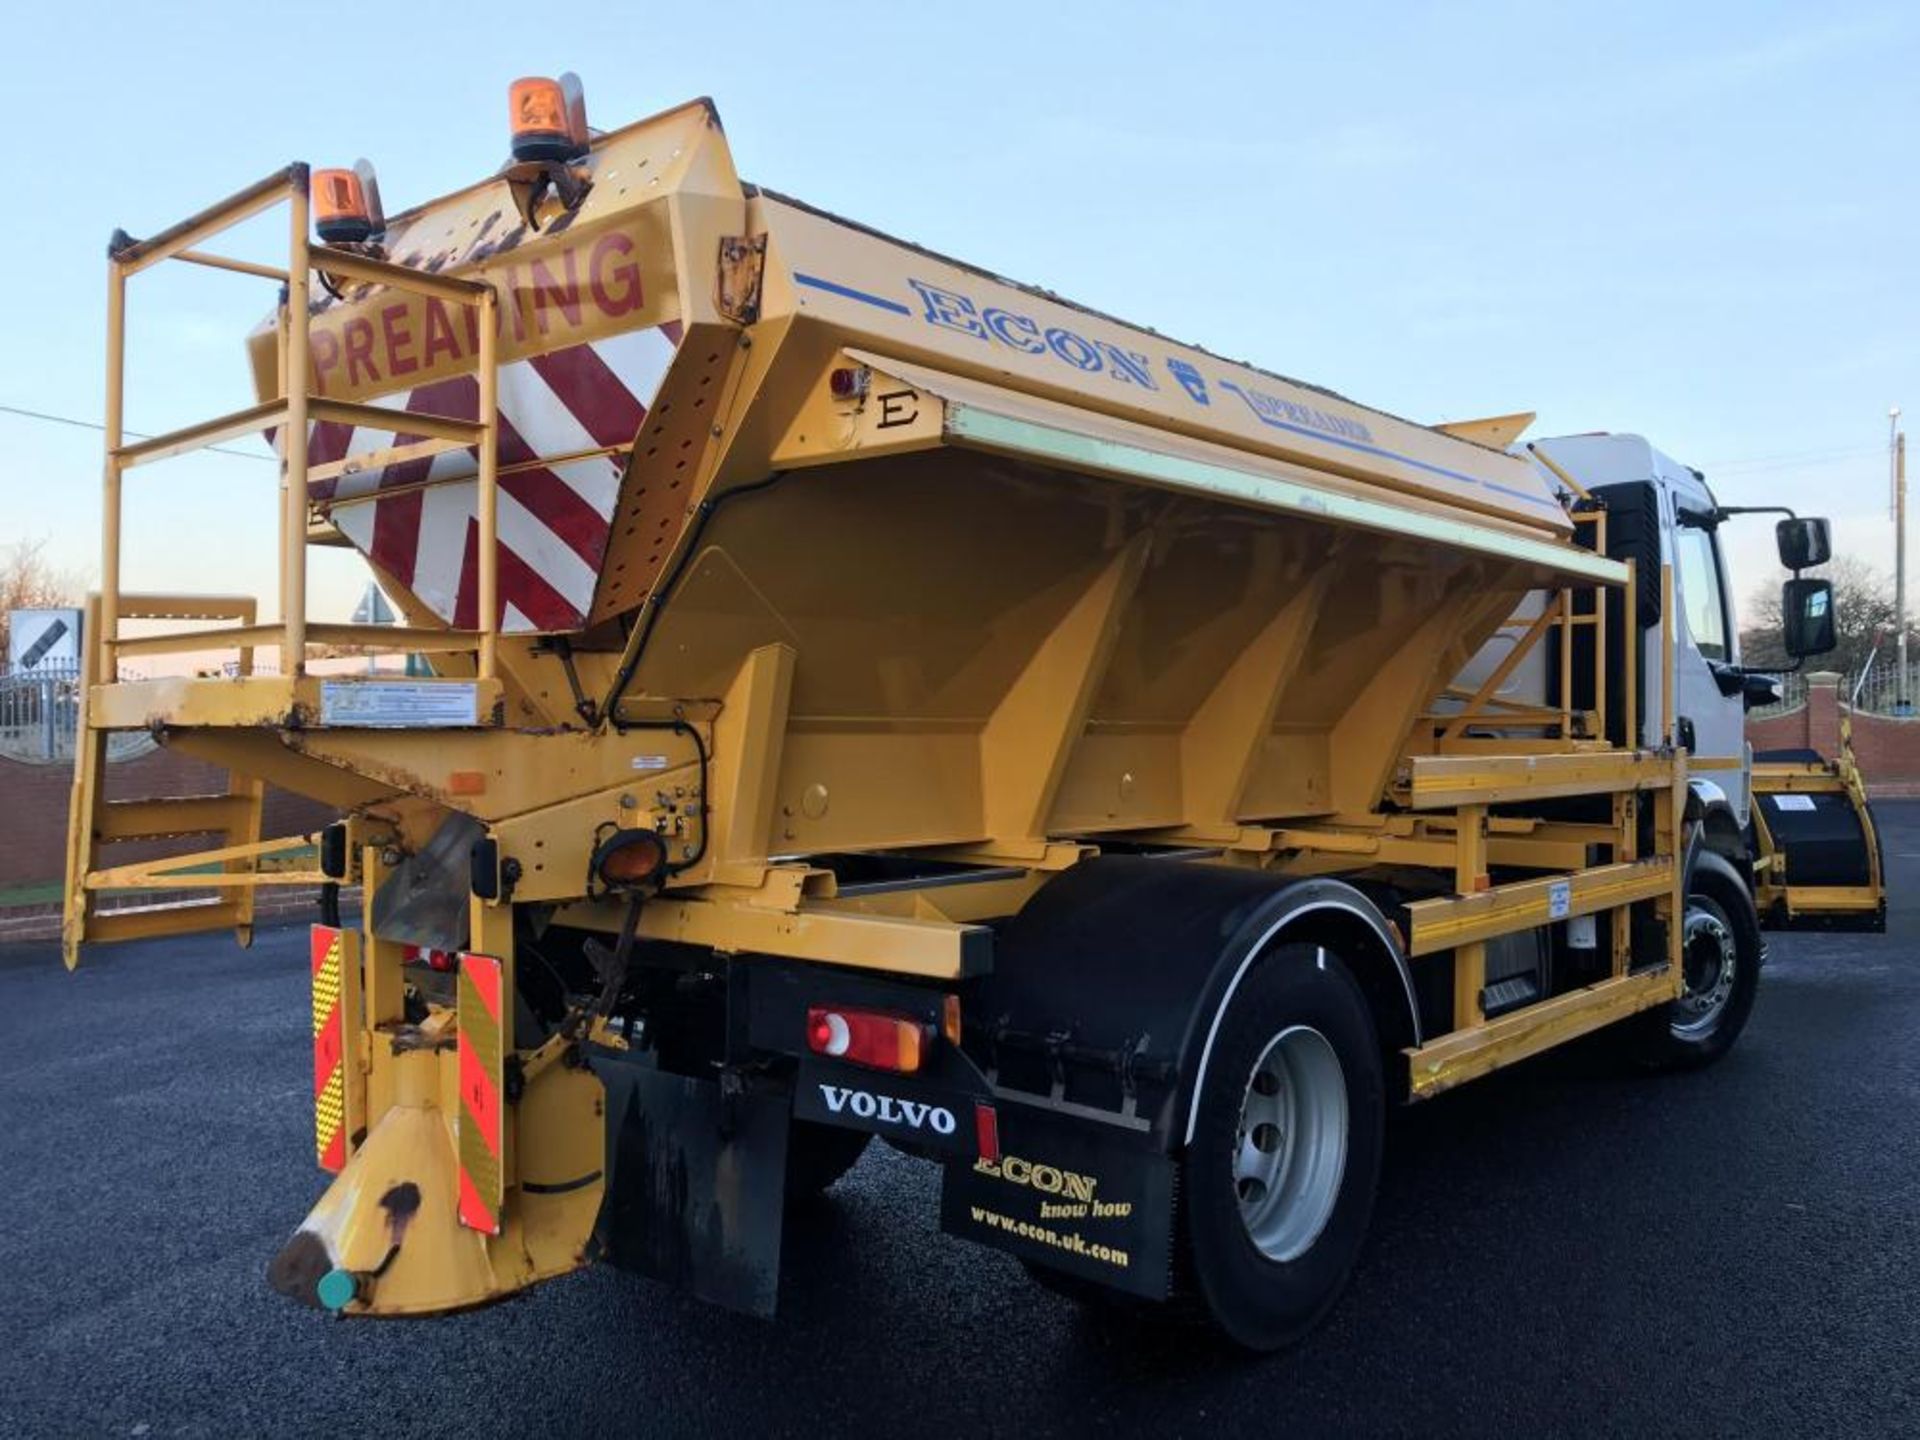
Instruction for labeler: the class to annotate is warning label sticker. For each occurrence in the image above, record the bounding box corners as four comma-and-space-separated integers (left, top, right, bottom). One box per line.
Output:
320, 681, 479, 728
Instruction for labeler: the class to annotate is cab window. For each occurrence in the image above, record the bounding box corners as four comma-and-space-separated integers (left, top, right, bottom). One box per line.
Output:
1674, 523, 1729, 661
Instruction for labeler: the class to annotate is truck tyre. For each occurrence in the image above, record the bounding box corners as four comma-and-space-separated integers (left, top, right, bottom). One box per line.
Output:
1620, 849, 1761, 1070
1178, 943, 1385, 1351
785, 1120, 871, 1203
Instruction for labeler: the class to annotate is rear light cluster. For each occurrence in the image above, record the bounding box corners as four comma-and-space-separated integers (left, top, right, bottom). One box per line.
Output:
804, 997, 997, 1160
807, 1006, 929, 1073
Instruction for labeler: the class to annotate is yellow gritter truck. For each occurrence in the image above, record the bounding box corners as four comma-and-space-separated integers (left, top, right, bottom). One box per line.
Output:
62, 78, 1879, 1348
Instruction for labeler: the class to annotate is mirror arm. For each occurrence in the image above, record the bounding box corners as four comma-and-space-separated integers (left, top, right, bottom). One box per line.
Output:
1713, 504, 1800, 522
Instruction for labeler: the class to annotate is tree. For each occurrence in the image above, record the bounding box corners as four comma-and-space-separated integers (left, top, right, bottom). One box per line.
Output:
0, 537, 83, 666
1740, 555, 1894, 682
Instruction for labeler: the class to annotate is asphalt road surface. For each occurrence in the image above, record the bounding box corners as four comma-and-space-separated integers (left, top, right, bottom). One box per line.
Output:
4, 808, 1917, 1439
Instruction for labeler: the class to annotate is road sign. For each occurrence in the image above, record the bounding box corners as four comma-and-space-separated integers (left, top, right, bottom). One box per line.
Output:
10, 608, 82, 672
351, 584, 396, 626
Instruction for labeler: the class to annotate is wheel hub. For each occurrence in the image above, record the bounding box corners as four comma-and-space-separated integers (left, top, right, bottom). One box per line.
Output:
1232, 1024, 1348, 1262
1675, 903, 1737, 1038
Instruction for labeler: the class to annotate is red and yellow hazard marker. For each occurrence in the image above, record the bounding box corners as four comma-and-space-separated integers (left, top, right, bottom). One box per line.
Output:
310, 926, 348, 1173
456, 953, 506, 1234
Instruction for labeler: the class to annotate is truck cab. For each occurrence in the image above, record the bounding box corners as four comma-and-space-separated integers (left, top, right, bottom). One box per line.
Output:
1514, 432, 1879, 929
1534, 433, 1751, 818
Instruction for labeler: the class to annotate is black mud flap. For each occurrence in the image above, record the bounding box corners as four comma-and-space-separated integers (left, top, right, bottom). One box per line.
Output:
940, 1102, 1176, 1301
589, 1048, 790, 1317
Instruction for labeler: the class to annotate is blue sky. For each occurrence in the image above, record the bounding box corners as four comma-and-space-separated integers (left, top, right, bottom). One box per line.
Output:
3, 1, 1915, 622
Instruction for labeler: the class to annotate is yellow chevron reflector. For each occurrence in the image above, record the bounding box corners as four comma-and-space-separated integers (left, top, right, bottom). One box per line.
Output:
456, 953, 505, 1234
310, 926, 349, 1172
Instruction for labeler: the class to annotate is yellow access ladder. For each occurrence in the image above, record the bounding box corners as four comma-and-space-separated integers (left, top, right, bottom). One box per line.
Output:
63, 593, 271, 964
62, 165, 503, 969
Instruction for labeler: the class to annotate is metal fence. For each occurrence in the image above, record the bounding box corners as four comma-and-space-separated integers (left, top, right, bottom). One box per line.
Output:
1849, 662, 1920, 718
0, 661, 154, 765
1747, 664, 1920, 721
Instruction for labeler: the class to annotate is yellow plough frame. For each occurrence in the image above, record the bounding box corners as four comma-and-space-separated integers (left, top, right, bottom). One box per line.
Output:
1751, 711, 1885, 929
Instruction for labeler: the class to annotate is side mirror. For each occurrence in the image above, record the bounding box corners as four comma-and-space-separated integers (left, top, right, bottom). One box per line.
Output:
1741, 671, 1782, 712
1782, 577, 1835, 658
1776, 516, 1831, 571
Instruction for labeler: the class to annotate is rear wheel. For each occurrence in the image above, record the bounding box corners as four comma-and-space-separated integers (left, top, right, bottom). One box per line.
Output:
1177, 944, 1385, 1350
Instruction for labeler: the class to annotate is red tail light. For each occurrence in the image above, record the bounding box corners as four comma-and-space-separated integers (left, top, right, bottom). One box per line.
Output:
974, 1102, 1000, 1163
807, 1006, 929, 1073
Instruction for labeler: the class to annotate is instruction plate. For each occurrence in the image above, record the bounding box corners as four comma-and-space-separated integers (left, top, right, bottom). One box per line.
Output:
1768, 793, 1818, 813
1548, 879, 1572, 920
321, 681, 478, 728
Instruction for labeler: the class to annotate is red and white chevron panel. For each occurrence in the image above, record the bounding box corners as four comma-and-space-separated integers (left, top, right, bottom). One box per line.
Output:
313, 322, 680, 633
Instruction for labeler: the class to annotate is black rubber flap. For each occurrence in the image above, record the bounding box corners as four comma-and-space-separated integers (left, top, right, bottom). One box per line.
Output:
942, 1101, 1175, 1301
590, 1051, 789, 1317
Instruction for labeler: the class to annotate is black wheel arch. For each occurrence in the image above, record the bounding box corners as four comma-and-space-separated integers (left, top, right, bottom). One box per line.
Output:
1687, 777, 1753, 889
1687, 846, 1760, 937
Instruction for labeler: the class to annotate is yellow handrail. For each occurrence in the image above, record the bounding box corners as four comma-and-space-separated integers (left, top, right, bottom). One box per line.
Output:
100, 166, 502, 680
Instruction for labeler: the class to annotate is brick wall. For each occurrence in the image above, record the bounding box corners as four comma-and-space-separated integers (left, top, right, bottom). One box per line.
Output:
0, 744, 338, 889
1746, 670, 1920, 798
